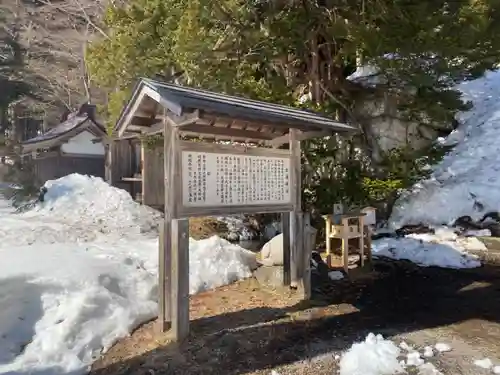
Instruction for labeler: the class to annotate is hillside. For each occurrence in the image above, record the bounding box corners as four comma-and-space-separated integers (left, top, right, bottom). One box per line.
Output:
0, 0, 107, 121
390, 69, 500, 228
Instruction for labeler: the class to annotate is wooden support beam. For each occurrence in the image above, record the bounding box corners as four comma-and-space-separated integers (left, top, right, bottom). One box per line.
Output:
142, 111, 200, 135
159, 111, 174, 333
158, 224, 170, 331
118, 90, 147, 137
289, 128, 302, 289
166, 110, 200, 127
142, 122, 164, 135
131, 116, 161, 127
302, 212, 312, 299
181, 124, 274, 141
159, 108, 190, 342
290, 212, 303, 288
281, 212, 291, 286
170, 218, 190, 341
268, 130, 333, 148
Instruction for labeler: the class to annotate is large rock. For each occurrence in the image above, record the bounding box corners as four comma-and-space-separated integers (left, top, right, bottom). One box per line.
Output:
259, 227, 317, 266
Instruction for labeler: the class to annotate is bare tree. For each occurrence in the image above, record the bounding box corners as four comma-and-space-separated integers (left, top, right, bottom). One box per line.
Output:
0, 0, 109, 123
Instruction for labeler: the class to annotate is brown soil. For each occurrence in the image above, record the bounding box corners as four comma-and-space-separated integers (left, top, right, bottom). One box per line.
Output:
188, 217, 229, 240
90, 240, 500, 375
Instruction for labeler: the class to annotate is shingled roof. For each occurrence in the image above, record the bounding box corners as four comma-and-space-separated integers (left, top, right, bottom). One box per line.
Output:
114, 78, 357, 144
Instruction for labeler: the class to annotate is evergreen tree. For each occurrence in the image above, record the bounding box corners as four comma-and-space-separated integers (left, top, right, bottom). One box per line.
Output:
87, 0, 500, 213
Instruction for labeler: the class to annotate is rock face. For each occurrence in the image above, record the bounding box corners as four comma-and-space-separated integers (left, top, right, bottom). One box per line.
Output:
259, 227, 318, 266
356, 96, 446, 154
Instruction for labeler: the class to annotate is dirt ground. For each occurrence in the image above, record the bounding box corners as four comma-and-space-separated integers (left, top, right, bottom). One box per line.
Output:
91, 242, 500, 375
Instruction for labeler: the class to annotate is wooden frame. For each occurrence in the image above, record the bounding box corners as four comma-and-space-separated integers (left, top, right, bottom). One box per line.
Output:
323, 211, 372, 272
158, 112, 308, 342
175, 141, 294, 217
110, 78, 357, 343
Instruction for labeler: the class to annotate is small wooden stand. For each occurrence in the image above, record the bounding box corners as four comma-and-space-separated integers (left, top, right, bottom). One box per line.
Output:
323, 212, 366, 272
322, 204, 376, 273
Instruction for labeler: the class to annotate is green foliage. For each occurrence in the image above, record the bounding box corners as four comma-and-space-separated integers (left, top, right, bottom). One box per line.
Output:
86, 0, 500, 217
141, 134, 163, 150
302, 142, 452, 216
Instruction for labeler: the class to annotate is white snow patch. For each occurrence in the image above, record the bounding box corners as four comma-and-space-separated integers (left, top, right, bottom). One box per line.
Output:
406, 351, 425, 367
399, 341, 413, 352
474, 358, 494, 370
391, 70, 500, 228
1, 174, 162, 245
464, 229, 491, 237
0, 175, 257, 375
418, 362, 443, 375
493, 365, 500, 374
423, 346, 434, 358
434, 343, 452, 353
328, 271, 344, 281
347, 65, 380, 85
339, 333, 404, 375
372, 229, 481, 269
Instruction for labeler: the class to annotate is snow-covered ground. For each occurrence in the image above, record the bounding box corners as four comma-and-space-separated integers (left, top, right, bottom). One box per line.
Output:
391, 69, 500, 229
337, 334, 458, 375
372, 227, 484, 269
0, 174, 257, 375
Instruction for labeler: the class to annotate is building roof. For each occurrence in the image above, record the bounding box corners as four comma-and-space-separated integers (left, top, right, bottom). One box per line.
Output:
114, 78, 357, 143
21, 105, 106, 153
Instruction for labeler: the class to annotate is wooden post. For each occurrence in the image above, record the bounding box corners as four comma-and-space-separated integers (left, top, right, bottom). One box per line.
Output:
281, 212, 291, 286
302, 212, 312, 299
141, 139, 146, 200
366, 225, 373, 264
359, 216, 365, 267
289, 129, 302, 288
158, 223, 171, 331
341, 218, 349, 273
325, 215, 331, 255
290, 212, 304, 288
170, 218, 190, 341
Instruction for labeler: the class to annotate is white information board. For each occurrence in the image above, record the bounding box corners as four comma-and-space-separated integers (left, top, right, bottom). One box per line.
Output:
181, 151, 292, 207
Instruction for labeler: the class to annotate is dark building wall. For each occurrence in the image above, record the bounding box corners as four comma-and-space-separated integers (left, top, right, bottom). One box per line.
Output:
33, 155, 105, 185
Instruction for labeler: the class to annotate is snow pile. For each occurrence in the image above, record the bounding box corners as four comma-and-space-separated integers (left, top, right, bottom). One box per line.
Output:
373, 228, 481, 269
474, 358, 500, 374
189, 236, 257, 294
0, 174, 258, 375
0, 236, 257, 375
0, 241, 158, 375
38, 174, 162, 235
0, 174, 162, 244
391, 70, 500, 229
339, 333, 404, 375
339, 335, 451, 375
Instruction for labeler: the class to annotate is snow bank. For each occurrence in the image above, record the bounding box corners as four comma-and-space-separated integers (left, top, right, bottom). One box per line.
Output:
373, 228, 481, 269
0, 236, 257, 375
0, 174, 162, 245
391, 70, 500, 228
0, 174, 258, 375
339, 333, 403, 375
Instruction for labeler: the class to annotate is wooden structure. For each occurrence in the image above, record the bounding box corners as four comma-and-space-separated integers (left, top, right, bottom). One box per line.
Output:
21, 104, 107, 184
106, 137, 165, 209
113, 78, 357, 341
323, 205, 376, 272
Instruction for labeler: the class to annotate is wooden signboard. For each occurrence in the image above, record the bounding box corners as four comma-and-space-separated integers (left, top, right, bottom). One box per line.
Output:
176, 141, 295, 217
